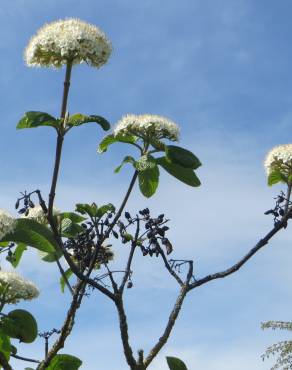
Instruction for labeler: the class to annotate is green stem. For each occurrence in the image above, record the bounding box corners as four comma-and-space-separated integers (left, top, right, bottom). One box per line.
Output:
47, 61, 73, 295
60, 61, 73, 119
102, 170, 138, 241
48, 61, 72, 219
284, 183, 292, 215
48, 134, 64, 219
10, 353, 40, 364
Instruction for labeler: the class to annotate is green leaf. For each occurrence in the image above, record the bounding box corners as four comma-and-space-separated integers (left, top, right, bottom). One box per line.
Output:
1, 219, 59, 254
138, 164, 159, 198
55, 212, 86, 224
165, 145, 201, 169
166, 357, 188, 370
46, 354, 82, 370
0, 309, 38, 343
38, 249, 63, 262
268, 170, 287, 186
7, 243, 27, 268
67, 113, 110, 131
75, 203, 98, 218
149, 138, 166, 151
61, 219, 84, 238
96, 203, 116, 218
17, 111, 59, 130
1, 219, 62, 262
157, 156, 201, 187
0, 242, 9, 248
97, 134, 137, 153
114, 156, 136, 173
123, 233, 133, 242
0, 331, 10, 362
60, 268, 73, 293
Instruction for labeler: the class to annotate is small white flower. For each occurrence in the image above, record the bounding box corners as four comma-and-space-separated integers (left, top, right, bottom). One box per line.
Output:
0, 210, 16, 240
22, 206, 59, 224
0, 271, 39, 305
114, 114, 180, 141
264, 144, 292, 176
24, 18, 112, 68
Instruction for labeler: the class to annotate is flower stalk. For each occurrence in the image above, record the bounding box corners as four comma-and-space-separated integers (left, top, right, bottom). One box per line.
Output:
48, 61, 72, 220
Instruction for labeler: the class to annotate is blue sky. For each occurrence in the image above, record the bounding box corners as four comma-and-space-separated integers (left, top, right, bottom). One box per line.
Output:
1, 0, 292, 369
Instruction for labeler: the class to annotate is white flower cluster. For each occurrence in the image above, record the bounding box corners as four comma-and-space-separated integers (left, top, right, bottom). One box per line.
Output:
24, 18, 112, 68
0, 210, 16, 240
264, 144, 292, 176
0, 271, 39, 305
114, 114, 180, 141
22, 206, 59, 224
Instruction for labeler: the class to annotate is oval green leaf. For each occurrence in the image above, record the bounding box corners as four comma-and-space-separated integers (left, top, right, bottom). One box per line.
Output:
157, 156, 201, 187
114, 156, 136, 173
47, 354, 82, 370
165, 145, 201, 169
1, 219, 62, 263
138, 165, 160, 198
67, 114, 110, 131
267, 170, 287, 186
17, 111, 59, 130
61, 219, 84, 238
96, 203, 116, 218
97, 134, 137, 153
75, 203, 98, 217
1, 309, 38, 343
166, 356, 188, 370
56, 212, 86, 224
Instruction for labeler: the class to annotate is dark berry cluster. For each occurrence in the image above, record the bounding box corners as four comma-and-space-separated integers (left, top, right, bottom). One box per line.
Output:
15, 189, 47, 216
39, 328, 61, 340
109, 208, 172, 257
265, 191, 292, 226
139, 208, 172, 257
64, 222, 113, 269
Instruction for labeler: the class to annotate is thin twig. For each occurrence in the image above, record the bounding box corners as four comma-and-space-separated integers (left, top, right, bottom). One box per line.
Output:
143, 261, 193, 367
37, 281, 86, 370
104, 263, 119, 294
189, 207, 292, 290
119, 218, 140, 293
55, 258, 74, 295
158, 248, 184, 287
10, 353, 40, 364
103, 171, 138, 241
